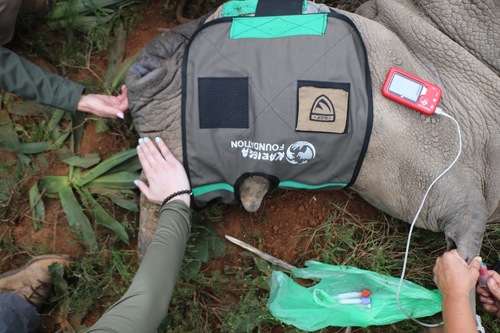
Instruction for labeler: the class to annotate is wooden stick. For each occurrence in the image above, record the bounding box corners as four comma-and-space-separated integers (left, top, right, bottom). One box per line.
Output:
225, 235, 297, 272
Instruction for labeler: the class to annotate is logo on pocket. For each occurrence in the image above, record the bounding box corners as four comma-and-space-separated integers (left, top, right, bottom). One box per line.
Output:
286, 141, 316, 165
297, 85, 348, 134
310, 95, 335, 122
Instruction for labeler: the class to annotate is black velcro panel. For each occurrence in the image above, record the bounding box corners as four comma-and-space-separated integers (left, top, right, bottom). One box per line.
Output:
198, 77, 249, 128
255, 0, 303, 16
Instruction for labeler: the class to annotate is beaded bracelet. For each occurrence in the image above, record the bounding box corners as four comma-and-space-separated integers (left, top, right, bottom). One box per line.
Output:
161, 190, 192, 206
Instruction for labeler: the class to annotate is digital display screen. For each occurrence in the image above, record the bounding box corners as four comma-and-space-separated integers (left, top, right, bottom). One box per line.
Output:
388, 73, 424, 103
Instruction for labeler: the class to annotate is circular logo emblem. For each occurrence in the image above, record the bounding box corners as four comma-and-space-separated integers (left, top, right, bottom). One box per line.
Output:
286, 141, 316, 165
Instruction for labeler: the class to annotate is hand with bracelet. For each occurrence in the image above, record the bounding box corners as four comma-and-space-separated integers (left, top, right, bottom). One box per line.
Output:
85, 136, 193, 332
134, 137, 191, 207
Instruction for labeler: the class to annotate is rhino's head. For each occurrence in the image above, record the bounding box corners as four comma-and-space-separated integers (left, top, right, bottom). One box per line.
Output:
238, 175, 271, 212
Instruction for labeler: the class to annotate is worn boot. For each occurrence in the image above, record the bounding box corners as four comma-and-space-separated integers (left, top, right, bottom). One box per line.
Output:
0, 254, 73, 309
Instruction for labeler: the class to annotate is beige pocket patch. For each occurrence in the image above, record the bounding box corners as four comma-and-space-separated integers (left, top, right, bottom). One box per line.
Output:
296, 86, 349, 133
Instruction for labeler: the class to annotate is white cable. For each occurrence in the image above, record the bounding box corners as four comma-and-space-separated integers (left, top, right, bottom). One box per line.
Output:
395, 107, 462, 327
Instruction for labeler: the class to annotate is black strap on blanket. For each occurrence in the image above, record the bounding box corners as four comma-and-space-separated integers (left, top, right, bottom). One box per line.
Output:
255, 0, 303, 16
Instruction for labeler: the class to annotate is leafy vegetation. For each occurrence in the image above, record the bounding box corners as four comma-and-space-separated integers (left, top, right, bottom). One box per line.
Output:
0, 0, 143, 241
48, 0, 140, 32
181, 215, 226, 281
35, 148, 140, 252
0, 83, 139, 253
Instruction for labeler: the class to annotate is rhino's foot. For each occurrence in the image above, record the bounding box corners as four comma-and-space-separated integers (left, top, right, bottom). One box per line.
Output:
137, 194, 161, 260
443, 204, 487, 262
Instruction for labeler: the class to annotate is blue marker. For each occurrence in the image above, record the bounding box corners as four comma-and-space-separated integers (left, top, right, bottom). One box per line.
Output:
338, 297, 371, 308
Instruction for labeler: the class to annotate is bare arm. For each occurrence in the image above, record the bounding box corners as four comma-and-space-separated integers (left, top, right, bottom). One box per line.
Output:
87, 137, 192, 333
76, 85, 129, 119
1, 46, 128, 119
433, 250, 481, 333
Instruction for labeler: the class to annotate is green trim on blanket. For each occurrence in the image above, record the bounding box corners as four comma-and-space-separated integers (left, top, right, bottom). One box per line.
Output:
193, 179, 346, 197
192, 183, 234, 196
230, 14, 327, 39
279, 180, 347, 189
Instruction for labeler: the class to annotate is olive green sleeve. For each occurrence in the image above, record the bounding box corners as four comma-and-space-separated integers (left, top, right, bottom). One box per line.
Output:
86, 200, 191, 333
0, 46, 85, 113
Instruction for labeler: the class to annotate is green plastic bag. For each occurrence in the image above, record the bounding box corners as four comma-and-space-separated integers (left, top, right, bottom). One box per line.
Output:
268, 260, 442, 331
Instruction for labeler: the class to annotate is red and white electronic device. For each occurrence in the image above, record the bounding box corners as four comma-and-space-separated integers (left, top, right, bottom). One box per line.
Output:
382, 67, 442, 115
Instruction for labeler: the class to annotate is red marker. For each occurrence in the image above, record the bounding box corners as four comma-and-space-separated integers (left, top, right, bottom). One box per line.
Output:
479, 262, 488, 288
336, 289, 371, 299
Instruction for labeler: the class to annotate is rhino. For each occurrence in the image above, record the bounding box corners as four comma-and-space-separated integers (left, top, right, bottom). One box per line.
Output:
126, 0, 499, 265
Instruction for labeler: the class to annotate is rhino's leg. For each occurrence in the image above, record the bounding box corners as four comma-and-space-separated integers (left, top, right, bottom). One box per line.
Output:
351, 120, 488, 263
134, 129, 180, 260
355, 168, 487, 262
440, 194, 487, 262
138, 193, 161, 260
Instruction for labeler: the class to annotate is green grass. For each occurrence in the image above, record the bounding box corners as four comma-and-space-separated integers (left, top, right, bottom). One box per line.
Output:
301, 197, 446, 286
164, 262, 279, 333
16, 0, 143, 72
0, 137, 45, 222
161, 197, 499, 333
45, 246, 137, 331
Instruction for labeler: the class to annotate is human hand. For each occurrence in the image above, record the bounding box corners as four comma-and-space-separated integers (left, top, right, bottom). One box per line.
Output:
134, 137, 191, 206
477, 270, 500, 317
77, 85, 128, 119
433, 250, 481, 299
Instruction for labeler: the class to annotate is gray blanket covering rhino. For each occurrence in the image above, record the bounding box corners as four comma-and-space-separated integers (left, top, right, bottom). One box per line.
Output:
126, 0, 499, 264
